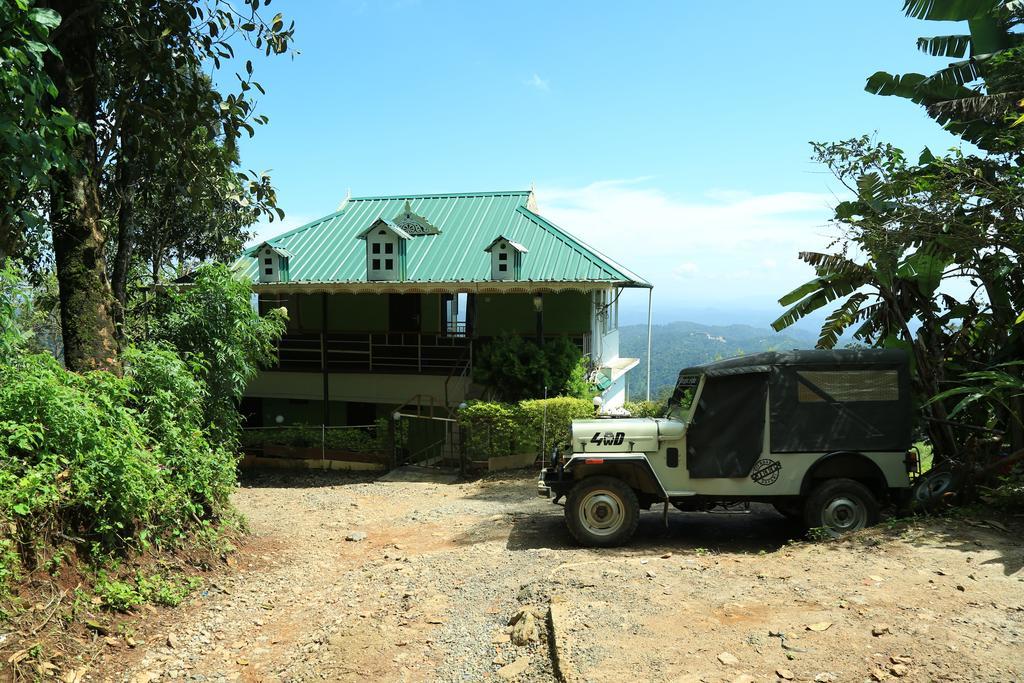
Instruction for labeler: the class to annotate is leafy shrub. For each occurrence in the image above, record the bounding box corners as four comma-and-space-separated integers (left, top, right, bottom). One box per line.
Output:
458, 401, 521, 460
519, 397, 595, 456
623, 400, 665, 418
0, 354, 167, 568
458, 397, 595, 460
148, 263, 286, 448
95, 570, 201, 612
0, 264, 29, 364
0, 344, 243, 592
124, 343, 238, 520
240, 420, 388, 453
473, 333, 593, 401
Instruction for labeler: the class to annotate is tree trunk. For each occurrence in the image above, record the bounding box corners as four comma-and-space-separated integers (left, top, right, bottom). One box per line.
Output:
110, 135, 139, 335
43, 0, 120, 373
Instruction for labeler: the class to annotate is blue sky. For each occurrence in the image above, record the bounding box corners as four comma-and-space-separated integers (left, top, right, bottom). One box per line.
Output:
237, 1, 968, 327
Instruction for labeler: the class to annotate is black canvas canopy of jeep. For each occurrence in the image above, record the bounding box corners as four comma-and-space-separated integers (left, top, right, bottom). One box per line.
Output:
669, 349, 912, 479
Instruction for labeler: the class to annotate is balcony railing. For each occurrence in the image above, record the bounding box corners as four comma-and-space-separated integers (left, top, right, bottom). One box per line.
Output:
269, 331, 591, 375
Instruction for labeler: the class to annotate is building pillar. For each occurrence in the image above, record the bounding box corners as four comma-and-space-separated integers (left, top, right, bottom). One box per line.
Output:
533, 294, 544, 346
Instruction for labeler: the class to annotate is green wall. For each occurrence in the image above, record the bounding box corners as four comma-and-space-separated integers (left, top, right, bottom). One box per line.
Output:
328, 294, 389, 332
262, 397, 347, 426
474, 292, 590, 336
421, 294, 441, 334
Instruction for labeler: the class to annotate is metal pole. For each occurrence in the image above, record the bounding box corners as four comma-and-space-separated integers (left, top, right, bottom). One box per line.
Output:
541, 385, 548, 467
322, 293, 329, 464
646, 287, 653, 402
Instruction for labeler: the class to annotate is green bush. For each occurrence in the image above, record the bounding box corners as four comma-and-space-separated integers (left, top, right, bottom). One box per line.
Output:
519, 397, 595, 455
623, 400, 665, 418
458, 397, 595, 461
0, 262, 285, 599
0, 345, 242, 591
95, 570, 201, 612
240, 420, 388, 453
472, 333, 594, 401
149, 263, 287, 448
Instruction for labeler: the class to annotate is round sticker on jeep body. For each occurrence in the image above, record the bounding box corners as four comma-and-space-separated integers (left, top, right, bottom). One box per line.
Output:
750, 458, 782, 486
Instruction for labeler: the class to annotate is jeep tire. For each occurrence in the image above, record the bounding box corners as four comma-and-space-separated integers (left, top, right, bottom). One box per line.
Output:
804, 478, 879, 537
565, 476, 640, 547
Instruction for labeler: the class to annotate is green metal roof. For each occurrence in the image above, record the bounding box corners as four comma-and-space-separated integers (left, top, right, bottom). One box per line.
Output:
236, 190, 650, 288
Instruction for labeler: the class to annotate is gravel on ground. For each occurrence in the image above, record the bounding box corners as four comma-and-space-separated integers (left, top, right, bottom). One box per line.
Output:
90, 469, 1024, 683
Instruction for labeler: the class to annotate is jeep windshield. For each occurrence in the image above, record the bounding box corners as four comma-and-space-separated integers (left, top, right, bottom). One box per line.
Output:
666, 374, 699, 420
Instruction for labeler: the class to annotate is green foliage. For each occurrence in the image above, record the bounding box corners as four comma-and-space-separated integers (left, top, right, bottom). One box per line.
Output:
0, 342, 244, 594
458, 397, 595, 460
95, 570, 200, 612
979, 472, 1024, 510
458, 401, 521, 461
623, 400, 665, 418
0, 263, 29, 364
0, 0, 85, 258
865, 1, 1024, 152
240, 422, 388, 453
148, 263, 286, 447
773, 136, 1024, 461
519, 397, 596, 456
927, 361, 1024, 432
473, 333, 594, 401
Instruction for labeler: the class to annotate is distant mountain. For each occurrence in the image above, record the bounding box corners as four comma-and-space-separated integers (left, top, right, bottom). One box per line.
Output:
618, 321, 818, 401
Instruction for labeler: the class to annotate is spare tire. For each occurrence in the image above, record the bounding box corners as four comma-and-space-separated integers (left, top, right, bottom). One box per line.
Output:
911, 468, 961, 511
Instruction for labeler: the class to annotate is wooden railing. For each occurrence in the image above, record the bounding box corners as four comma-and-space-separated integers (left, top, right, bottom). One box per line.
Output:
270, 331, 590, 375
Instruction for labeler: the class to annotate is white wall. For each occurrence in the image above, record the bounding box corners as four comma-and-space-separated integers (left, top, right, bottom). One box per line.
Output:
603, 374, 627, 409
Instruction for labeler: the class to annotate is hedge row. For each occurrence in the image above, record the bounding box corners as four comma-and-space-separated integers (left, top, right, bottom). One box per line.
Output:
240, 420, 389, 453
457, 398, 665, 461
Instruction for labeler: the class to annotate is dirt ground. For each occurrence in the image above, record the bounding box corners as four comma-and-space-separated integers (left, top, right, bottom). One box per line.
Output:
83, 468, 1023, 683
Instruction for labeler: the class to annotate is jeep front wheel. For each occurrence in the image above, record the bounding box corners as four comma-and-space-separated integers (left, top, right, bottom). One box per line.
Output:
565, 476, 640, 547
804, 478, 879, 537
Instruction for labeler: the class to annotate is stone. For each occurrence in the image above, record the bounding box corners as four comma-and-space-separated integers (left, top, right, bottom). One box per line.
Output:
495, 657, 530, 680
510, 611, 539, 646
777, 668, 795, 680
807, 621, 832, 632
732, 675, 756, 683
717, 651, 739, 666
167, 634, 179, 649
345, 532, 367, 542
889, 664, 908, 677
814, 674, 836, 683
871, 624, 891, 637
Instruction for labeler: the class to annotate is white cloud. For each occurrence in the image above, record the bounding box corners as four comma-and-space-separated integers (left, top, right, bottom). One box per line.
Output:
525, 73, 549, 91
534, 179, 842, 314
672, 261, 699, 278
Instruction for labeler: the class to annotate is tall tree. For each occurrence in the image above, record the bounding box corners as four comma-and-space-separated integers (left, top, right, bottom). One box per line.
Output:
16, 0, 292, 372
865, 0, 1024, 152
41, 0, 119, 372
0, 1, 79, 266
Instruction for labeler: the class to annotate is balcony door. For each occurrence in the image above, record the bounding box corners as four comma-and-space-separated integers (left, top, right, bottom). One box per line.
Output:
389, 294, 421, 333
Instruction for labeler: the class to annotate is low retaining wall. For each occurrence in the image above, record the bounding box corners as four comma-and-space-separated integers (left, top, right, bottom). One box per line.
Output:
240, 454, 388, 472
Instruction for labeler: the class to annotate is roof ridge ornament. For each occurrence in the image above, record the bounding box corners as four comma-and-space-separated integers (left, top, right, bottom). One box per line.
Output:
393, 199, 441, 236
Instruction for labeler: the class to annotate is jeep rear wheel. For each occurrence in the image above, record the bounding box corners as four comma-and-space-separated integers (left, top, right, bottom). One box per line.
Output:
804, 478, 879, 537
565, 476, 640, 547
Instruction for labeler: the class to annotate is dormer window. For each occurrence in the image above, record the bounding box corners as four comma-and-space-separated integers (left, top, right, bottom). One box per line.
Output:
484, 236, 527, 281
252, 242, 291, 283
358, 218, 411, 281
